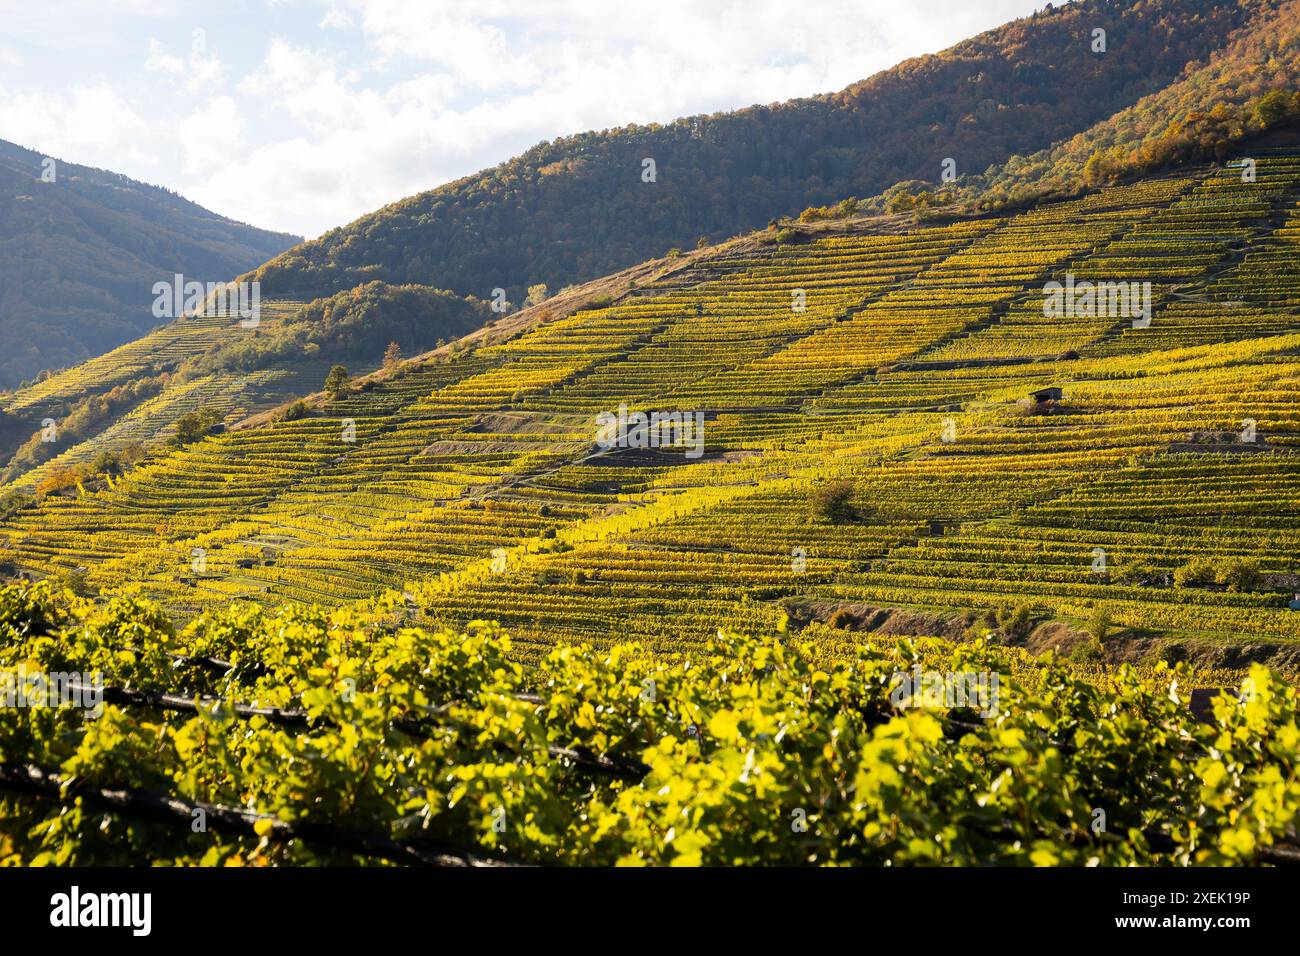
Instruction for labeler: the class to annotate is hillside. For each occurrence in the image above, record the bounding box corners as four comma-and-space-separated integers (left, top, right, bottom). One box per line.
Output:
0, 283, 491, 493
4, 149, 1300, 669
6, 0, 1297, 494
250, 0, 1273, 305
0, 138, 299, 389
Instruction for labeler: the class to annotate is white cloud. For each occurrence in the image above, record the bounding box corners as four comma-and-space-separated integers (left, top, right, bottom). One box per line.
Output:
186, 49, 226, 93
0, 83, 157, 168
239, 40, 370, 131
144, 37, 226, 93
177, 96, 248, 175
144, 38, 184, 74
320, 8, 354, 30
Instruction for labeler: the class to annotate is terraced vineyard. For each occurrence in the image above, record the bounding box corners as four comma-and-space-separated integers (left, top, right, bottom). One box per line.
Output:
0, 299, 339, 490
5, 151, 1300, 667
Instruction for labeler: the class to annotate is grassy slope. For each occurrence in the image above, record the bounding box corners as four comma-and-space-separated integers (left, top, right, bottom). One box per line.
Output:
3, 149, 1300, 667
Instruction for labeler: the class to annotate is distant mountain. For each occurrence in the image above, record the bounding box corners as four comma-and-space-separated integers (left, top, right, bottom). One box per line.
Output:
252, 0, 1271, 305
0, 139, 299, 389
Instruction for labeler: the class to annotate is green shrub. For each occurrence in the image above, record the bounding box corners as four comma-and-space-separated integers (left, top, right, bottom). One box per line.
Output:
966, 602, 1034, 642
1116, 562, 1159, 586
0, 490, 33, 521
1086, 605, 1113, 644
1070, 637, 1106, 663
323, 364, 351, 400
280, 400, 310, 422
0, 583, 1298, 866
1174, 558, 1217, 588
827, 608, 856, 630
171, 408, 223, 446
999, 604, 1034, 641
810, 481, 857, 523
1216, 558, 1260, 593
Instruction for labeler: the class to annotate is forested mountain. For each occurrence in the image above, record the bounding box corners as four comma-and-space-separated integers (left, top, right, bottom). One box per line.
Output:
0, 139, 299, 389
252, 0, 1276, 304
939, 0, 1300, 211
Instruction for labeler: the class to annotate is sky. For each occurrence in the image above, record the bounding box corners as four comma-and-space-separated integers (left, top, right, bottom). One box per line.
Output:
0, 0, 1047, 239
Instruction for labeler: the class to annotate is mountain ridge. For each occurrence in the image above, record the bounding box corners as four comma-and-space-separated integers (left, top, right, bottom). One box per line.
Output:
250, 0, 1268, 302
